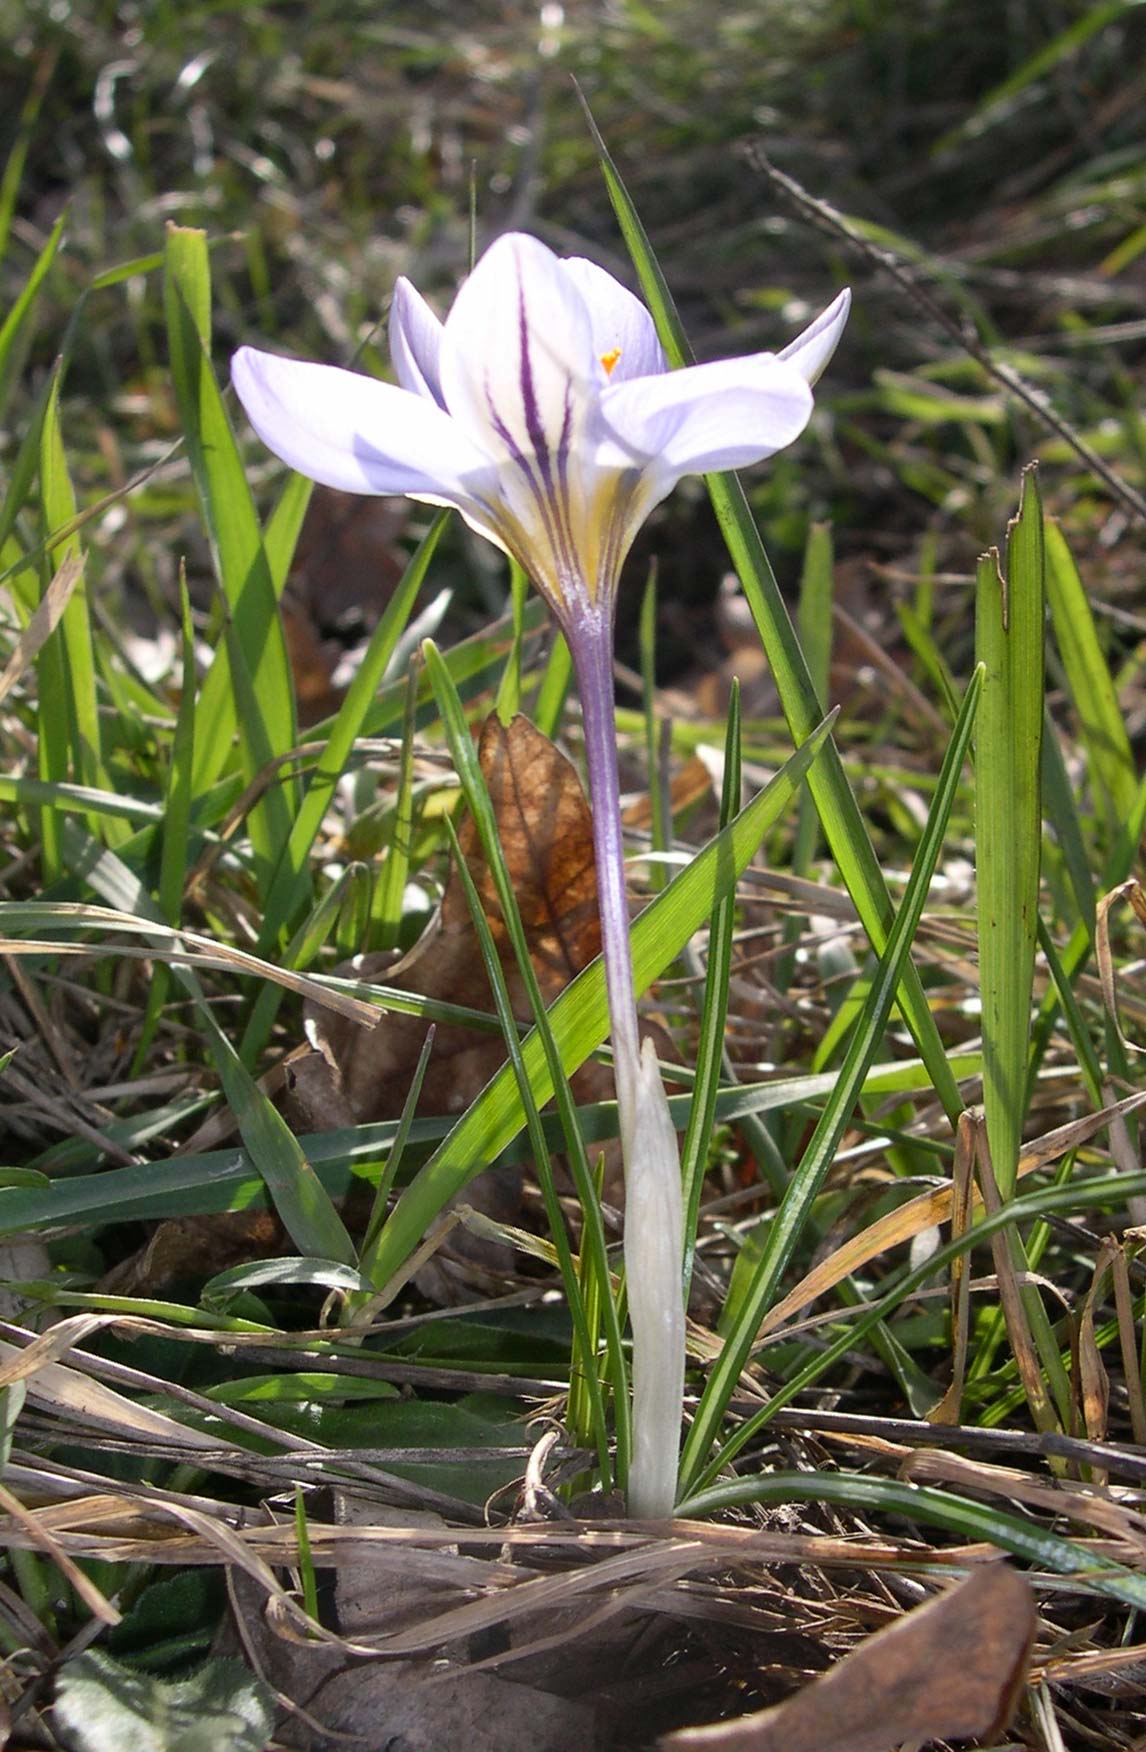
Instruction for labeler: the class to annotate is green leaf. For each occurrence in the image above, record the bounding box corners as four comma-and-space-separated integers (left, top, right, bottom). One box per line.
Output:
0, 206, 66, 411
1045, 518, 1137, 841
202, 1257, 375, 1306
680, 682, 740, 1295
162, 224, 296, 880
0, 1048, 977, 1238
52, 1652, 274, 1752
678, 660, 983, 1497
40, 378, 107, 811
425, 654, 624, 1481
53, 822, 357, 1268
677, 1470, 1146, 1611
976, 467, 1044, 1194
580, 90, 964, 1126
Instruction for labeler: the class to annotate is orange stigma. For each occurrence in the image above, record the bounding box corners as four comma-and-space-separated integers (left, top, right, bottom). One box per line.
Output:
600, 347, 622, 377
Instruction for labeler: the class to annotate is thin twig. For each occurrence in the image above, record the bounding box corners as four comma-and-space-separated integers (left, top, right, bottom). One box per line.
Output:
746, 144, 1146, 525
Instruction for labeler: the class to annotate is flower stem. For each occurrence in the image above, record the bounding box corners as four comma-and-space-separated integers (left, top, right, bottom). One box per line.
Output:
569, 613, 685, 1519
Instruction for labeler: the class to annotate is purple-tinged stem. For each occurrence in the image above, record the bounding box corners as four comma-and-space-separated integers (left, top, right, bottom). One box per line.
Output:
568, 613, 643, 1118
569, 610, 684, 1520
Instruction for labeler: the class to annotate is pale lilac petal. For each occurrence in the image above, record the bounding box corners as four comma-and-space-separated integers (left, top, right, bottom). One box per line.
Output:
560, 256, 667, 382
389, 276, 446, 406
599, 352, 813, 480
439, 232, 598, 467
231, 347, 492, 500
778, 288, 851, 386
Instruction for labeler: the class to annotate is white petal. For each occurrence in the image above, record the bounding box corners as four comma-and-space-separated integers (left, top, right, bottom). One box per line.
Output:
560, 256, 667, 382
600, 352, 814, 481
389, 276, 446, 406
778, 287, 851, 386
439, 232, 598, 468
231, 347, 492, 499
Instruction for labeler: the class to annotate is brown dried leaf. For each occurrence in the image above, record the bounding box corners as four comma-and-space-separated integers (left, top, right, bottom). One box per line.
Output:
305, 712, 603, 1128
661, 1563, 1035, 1752
757, 1086, 1146, 1346
294, 713, 622, 1296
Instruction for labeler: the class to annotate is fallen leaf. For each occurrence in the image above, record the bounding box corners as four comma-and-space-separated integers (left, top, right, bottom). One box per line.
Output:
303, 711, 604, 1127
294, 712, 632, 1297
660, 1563, 1034, 1752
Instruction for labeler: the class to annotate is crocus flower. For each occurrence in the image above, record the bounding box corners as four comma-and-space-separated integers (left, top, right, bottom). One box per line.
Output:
233, 232, 848, 1517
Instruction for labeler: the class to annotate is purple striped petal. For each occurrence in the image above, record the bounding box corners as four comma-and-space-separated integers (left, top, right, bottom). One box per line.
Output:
439, 232, 598, 468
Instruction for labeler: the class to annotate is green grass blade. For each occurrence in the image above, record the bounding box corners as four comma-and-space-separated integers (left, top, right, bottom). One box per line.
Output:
366, 709, 838, 1292
639, 565, 668, 890
0, 47, 55, 268
374, 661, 421, 953
777, 521, 833, 993
358, 1028, 436, 1271
56, 823, 357, 1266
163, 224, 296, 878
131, 575, 198, 1072
976, 467, 1044, 1195
424, 647, 626, 1481
1041, 708, 1097, 937
40, 376, 112, 829
678, 661, 983, 1498
441, 811, 616, 1486
253, 512, 447, 956
694, 1157, 1146, 1489
263, 472, 315, 593
494, 560, 529, 723
580, 92, 963, 1127
932, 0, 1137, 158
1045, 518, 1137, 841
678, 1469, 1146, 1611
0, 1047, 981, 1237
0, 207, 66, 411
680, 681, 740, 1297
532, 629, 573, 740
